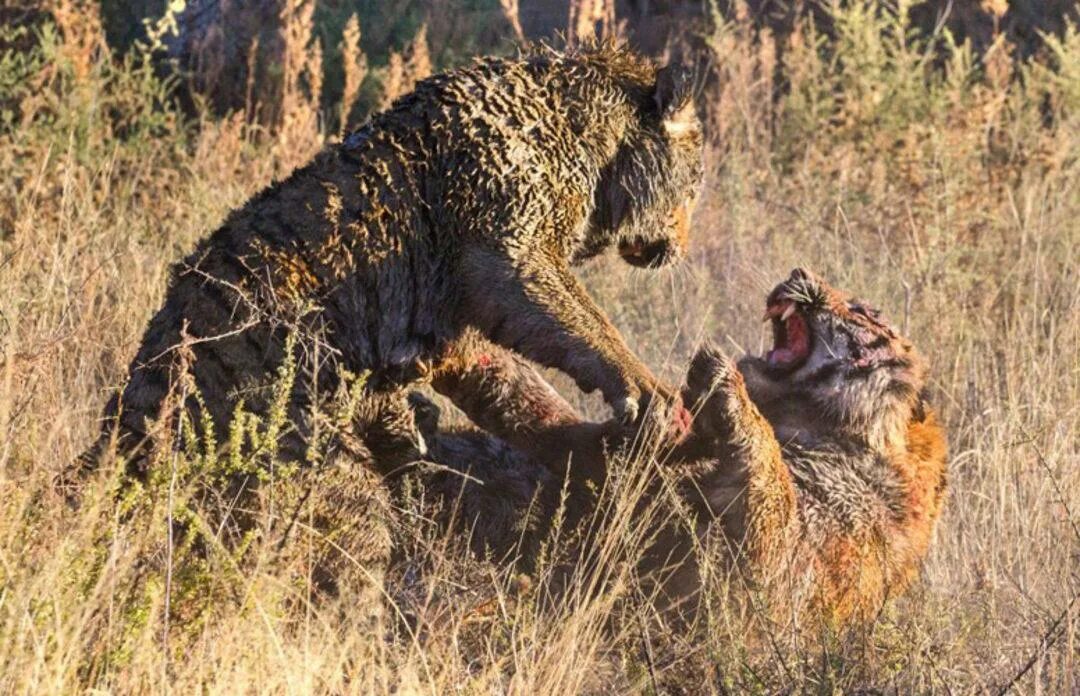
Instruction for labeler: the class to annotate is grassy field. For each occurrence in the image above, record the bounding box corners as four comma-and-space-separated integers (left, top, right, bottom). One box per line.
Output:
0, 1, 1077, 692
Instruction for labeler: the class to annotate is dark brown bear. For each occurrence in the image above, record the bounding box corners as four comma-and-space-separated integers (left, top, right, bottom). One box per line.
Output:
82, 43, 703, 478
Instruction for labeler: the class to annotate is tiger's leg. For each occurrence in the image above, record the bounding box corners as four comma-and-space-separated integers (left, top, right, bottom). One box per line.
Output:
406, 330, 621, 561
408, 422, 558, 561
430, 330, 617, 478
681, 346, 797, 570
430, 329, 581, 446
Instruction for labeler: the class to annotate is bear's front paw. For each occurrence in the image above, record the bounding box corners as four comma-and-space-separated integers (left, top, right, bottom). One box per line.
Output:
614, 381, 690, 449
612, 394, 640, 426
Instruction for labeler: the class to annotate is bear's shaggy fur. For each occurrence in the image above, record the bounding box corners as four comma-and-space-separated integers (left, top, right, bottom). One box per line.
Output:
82, 44, 703, 478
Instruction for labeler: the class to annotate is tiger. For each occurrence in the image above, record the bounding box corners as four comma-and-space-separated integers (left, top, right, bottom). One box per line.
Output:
405, 268, 948, 627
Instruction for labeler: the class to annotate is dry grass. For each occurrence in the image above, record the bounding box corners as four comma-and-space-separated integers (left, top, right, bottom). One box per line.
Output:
0, 2, 1078, 693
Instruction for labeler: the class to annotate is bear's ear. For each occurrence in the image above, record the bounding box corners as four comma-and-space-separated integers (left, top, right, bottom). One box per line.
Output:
653, 64, 697, 135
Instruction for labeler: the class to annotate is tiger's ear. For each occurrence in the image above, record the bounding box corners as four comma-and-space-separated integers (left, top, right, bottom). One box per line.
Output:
653, 63, 697, 135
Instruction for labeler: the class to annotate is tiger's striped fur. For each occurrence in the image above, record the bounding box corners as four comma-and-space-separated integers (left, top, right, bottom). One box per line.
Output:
412, 269, 948, 627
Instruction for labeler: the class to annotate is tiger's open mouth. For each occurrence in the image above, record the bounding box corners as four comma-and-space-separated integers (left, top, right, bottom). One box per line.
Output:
764, 300, 811, 371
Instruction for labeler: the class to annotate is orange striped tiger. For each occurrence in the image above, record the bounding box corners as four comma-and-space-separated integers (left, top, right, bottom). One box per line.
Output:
409, 268, 948, 626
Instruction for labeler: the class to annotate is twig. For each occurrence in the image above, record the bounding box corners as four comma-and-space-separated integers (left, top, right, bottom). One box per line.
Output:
1022, 429, 1080, 547
0, 242, 22, 273
498, 0, 526, 44
162, 362, 188, 685
993, 592, 1078, 696
145, 319, 262, 365
632, 590, 661, 695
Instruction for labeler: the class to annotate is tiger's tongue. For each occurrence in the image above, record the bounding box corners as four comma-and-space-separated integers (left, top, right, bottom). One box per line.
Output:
766, 302, 810, 367
767, 347, 800, 364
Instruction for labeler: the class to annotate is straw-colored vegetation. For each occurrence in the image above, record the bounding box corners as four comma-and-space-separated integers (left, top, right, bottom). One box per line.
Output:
0, 0, 1077, 692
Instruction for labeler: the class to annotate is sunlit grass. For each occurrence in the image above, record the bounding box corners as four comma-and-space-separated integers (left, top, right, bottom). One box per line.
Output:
0, 2, 1077, 692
